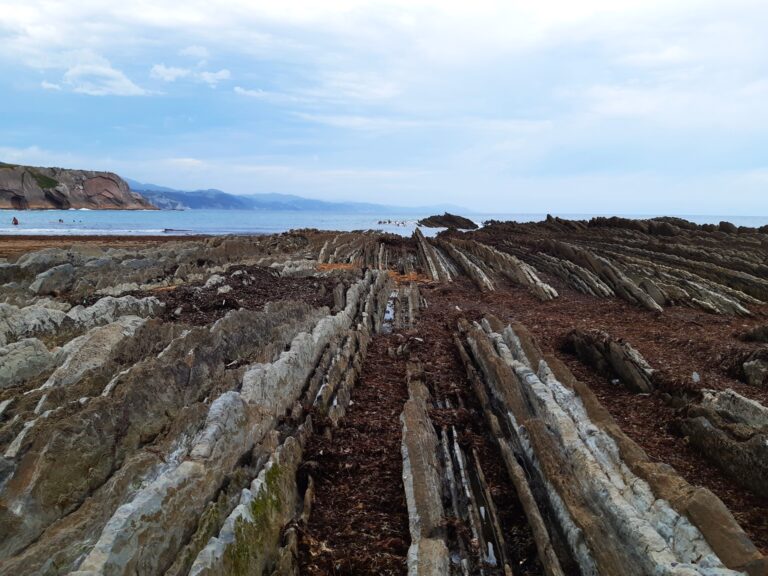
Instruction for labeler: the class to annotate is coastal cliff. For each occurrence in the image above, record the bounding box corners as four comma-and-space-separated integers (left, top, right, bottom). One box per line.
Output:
0, 163, 155, 210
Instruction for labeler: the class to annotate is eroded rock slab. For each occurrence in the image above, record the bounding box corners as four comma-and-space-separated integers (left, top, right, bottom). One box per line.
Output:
0, 339, 55, 389
567, 328, 656, 392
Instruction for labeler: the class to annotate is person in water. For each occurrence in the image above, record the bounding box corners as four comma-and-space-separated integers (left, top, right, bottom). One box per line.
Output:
11, 217, 19, 226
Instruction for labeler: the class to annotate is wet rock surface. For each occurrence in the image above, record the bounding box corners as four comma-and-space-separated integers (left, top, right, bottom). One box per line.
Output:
0, 218, 767, 575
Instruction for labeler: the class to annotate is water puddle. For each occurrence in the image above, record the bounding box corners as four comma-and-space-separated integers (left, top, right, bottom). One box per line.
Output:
381, 289, 398, 334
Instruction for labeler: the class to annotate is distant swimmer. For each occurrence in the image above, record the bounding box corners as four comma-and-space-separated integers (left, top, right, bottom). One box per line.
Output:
11, 217, 19, 226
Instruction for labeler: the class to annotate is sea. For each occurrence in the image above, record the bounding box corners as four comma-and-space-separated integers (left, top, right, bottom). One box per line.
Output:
1, 209, 767, 237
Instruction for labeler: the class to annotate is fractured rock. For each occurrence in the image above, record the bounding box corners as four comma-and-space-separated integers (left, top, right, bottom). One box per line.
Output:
450, 238, 558, 300
567, 329, 655, 393
743, 359, 768, 388
400, 370, 449, 575
64, 295, 163, 329
460, 318, 757, 575
0, 339, 55, 389
0, 302, 67, 346
28, 263, 75, 296
41, 316, 146, 390
676, 389, 768, 499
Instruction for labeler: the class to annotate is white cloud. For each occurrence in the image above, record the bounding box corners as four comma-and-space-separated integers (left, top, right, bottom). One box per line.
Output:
197, 68, 231, 86
63, 62, 146, 96
231, 163, 425, 180
620, 45, 690, 67
234, 86, 268, 98
234, 86, 311, 105
579, 75, 768, 131
3, 1, 766, 110
150, 63, 190, 82
23, 50, 147, 96
0, 145, 84, 167
165, 157, 207, 168
738, 168, 768, 185
1, 2, 764, 73
741, 80, 768, 96
179, 45, 209, 59
0, 145, 48, 164
585, 84, 672, 118
303, 71, 399, 102
150, 64, 230, 86
295, 113, 424, 131
295, 113, 552, 135
2, 0, 768, 212
238, 70, 403, 107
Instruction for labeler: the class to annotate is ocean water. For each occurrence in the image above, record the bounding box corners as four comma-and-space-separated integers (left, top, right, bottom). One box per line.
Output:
0, 209, 767, 236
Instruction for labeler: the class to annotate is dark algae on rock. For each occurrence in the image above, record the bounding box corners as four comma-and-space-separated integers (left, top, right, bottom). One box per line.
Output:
418, 212, 479, 229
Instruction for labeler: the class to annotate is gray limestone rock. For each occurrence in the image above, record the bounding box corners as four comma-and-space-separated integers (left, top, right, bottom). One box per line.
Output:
42, 316, 146, 390
16, 248, 71, 274
568, 329, 655, 393
28, 263, 75, 296
744, 359, 768, 388
0, 339, 55, 389
0, 302, 67, 346
64, 295, 163, 329
400, 376, 450, 576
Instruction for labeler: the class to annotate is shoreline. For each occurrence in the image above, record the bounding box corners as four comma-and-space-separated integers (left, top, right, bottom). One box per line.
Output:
0, 234, 211, 259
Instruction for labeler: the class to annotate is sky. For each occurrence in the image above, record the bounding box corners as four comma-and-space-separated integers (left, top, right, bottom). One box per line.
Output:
1, 0, 767, 214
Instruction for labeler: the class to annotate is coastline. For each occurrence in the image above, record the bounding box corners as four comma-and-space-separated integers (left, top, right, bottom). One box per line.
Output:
0, 234, 210, 259
3, 209, 768, 239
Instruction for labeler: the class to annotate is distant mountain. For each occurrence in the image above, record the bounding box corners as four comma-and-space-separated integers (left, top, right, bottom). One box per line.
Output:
126, 178, 468, 214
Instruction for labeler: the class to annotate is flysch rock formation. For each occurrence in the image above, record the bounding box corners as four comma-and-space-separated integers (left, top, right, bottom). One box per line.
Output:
0, 162, 154, 210
566, 328, 656, 393
456, 317, 765, 576
0, 232, 396, 575
475, 217, 767, 315
675, 388, 768, 499
0, 218, 767, 575
565, 325, 768, 503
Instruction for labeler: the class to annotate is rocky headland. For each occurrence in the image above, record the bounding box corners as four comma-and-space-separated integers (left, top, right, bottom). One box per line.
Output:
0, 216, 767, 575
0, 163, 154, 210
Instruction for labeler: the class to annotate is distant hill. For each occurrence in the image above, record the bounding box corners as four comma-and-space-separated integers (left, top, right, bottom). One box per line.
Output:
126, 178, 467, 214
0, 164, 154, 210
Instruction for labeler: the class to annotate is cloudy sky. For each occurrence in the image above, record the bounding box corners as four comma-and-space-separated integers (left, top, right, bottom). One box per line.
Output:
1, 0, 767, 214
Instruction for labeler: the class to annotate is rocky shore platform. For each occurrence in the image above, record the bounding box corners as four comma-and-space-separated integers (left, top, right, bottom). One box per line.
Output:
1, 216, 767, 576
